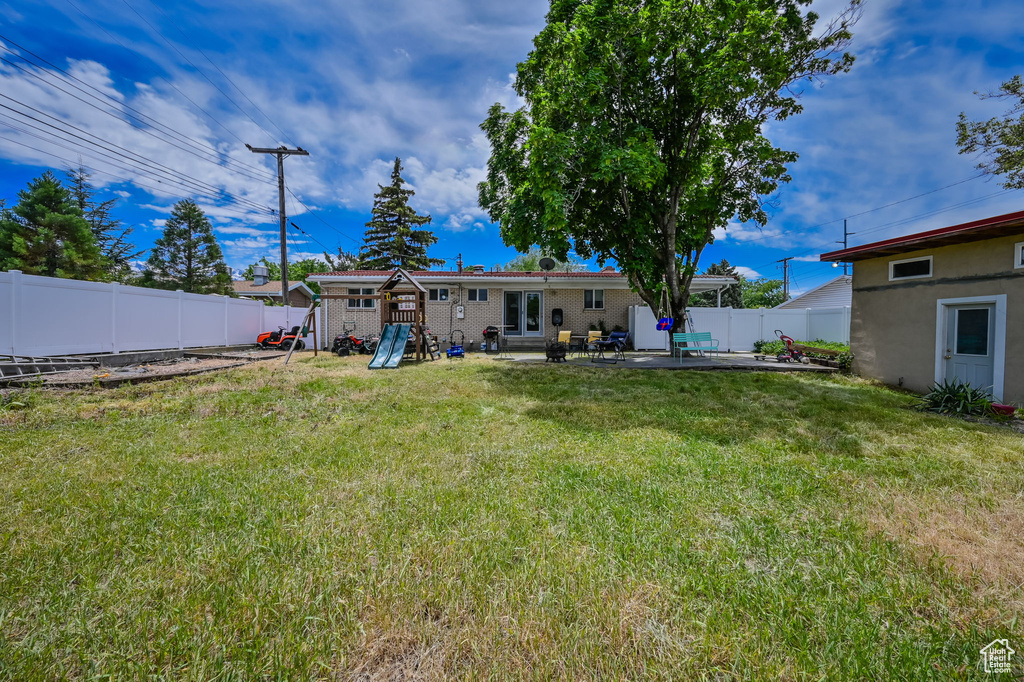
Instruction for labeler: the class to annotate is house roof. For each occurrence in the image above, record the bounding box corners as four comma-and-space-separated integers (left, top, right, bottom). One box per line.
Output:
232, 280, 315, 297
308, 269, 730, 280
307, 269, 737, 292
820, 209, 1024, 262
775, 275, 851, 309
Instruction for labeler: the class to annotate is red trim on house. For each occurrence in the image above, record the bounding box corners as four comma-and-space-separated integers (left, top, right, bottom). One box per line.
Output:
309, 270, 727, 279
821, 209, 1024, 262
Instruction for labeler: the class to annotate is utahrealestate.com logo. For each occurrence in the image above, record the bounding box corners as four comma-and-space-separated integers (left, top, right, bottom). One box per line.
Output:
981, 639, 1015, 674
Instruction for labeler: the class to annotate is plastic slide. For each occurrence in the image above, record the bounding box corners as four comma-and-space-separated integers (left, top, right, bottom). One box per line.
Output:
367, 323, 411, 370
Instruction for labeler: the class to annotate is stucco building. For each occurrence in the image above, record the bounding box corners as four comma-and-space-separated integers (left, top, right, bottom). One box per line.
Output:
821, 210, 1024, 403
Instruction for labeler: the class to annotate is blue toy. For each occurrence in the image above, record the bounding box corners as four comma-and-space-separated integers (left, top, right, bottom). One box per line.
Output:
446, 330, 466, 359
657, 317, 674, 331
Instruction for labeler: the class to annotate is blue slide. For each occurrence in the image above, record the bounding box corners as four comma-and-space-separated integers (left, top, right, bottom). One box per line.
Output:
368, 323, 411, 370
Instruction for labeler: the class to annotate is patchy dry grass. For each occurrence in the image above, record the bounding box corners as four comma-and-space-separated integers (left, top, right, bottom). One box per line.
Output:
0, 354, 1021, 680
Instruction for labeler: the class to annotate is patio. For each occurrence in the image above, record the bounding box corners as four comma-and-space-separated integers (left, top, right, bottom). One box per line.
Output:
503, 351, 838, 372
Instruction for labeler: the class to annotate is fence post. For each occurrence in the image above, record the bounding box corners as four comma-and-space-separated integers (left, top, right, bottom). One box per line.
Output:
224, 296, 230, 347
177, 290, 184, 350
111, 282, 119, 353
726, 307, 733, 352
844, 306, 851, 345
8, 270, 21, 356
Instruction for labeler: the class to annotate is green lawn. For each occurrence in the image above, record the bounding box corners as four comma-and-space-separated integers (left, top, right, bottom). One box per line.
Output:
0, 356, 1021, 680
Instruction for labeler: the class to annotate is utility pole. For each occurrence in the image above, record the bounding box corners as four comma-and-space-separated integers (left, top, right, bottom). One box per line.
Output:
246, 144, 309, 303
835, 219, 856, 277
777, 256, 794, 300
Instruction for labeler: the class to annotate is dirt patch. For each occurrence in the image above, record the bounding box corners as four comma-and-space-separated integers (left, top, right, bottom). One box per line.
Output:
19, 357, 247, 387
863, 486, 1024, 610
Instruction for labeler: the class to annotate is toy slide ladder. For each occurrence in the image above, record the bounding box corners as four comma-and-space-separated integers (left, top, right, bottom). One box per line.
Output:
368, 323, 411, 370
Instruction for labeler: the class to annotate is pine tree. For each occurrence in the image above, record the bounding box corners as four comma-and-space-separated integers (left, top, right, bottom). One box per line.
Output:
143, 199, 232, 294
689, 260, 744, 308
0, 170, 104, 279
357, 158, 443, 270
65, 166, 143, 282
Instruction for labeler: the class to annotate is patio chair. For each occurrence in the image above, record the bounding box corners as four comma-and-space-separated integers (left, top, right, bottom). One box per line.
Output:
594, 331, 629, 362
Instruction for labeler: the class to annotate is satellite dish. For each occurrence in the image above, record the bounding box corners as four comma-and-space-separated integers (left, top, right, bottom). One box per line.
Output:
539, 257, 556, 272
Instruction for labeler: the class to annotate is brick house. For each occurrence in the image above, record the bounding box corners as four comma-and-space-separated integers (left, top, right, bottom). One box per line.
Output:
307, 266, 736, 350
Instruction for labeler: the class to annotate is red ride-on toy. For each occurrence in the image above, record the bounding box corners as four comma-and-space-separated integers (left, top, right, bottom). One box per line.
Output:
774, 329, 809, 364
258, 325, 306, 351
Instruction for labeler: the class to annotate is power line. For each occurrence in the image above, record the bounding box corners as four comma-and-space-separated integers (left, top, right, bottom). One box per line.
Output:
0, 35, 276, 184
64, 0, 268, 154
0, 94, 276, 214
119, 0, 284, 146
744, 185, 1022, 273
141, 0, 293, 144
733, 173, 988, 246
0, 133, 274, 220
285, 185, 362, 246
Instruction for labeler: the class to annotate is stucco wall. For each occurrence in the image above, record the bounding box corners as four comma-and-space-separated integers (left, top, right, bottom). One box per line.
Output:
850, 233, 1023, 402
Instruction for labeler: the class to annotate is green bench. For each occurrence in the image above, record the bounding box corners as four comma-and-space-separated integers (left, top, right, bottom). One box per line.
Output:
672, 332, 720, 361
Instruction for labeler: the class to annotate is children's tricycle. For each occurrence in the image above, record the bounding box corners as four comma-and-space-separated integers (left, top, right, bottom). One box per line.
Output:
446, 330, 466, 359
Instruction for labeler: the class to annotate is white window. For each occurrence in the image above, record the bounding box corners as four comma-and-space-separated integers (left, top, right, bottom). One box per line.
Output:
467, 288, 488, 302
1015, 241, 1024, 269
889, 256, 932, 281
429, 288, 450, 301
347, 287, 375, 309
584, 289, 605, 310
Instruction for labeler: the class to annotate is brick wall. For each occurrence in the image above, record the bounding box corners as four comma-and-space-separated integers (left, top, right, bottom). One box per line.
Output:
320, 283, 644, 348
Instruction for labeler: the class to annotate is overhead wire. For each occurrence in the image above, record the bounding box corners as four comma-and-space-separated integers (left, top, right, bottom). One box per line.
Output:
285, 185, 362, 246
63, 0, 271, 156
0, 94, 276, 214
141, 0, 293, 144
119, 0, 285, 146
0, 133, 274, 221
0, 36, 276, 184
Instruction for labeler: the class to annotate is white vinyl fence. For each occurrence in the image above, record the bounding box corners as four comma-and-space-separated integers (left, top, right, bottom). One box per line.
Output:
629, 305, 851, 352
1, 270, 309, 357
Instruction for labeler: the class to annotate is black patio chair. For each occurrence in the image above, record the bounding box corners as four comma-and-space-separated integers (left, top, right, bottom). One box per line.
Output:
593, 331, 629, 363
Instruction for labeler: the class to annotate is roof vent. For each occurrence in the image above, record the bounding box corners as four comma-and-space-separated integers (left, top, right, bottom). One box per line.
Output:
253, 265, 269, 286
472, 264, 485, 274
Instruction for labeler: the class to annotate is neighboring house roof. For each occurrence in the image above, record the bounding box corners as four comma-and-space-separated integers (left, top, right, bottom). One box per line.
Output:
307, 269, 736, 291
775, 275, 851, 309
232, 280, 315, 298
821, 209, 1024, 262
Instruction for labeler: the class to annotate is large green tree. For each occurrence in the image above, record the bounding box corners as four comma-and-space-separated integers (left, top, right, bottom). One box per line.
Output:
689, 259, 744, 307
65, 166, 142, 282
957, 75, 1024, 188
0, 170, 104, 279
478, 0, 858, 332
742, 277, 787, 308
357, 158, 443, 270
143, 199, 232, 294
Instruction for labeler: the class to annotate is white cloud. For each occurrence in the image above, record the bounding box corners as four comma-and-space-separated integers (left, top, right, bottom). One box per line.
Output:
735, 266, 762, 279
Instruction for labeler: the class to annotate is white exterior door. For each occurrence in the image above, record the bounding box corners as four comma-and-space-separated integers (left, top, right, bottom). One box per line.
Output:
943, 304, 996, 393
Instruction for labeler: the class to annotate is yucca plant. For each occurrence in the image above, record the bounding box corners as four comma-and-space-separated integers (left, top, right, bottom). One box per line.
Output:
916, 378, 993, 416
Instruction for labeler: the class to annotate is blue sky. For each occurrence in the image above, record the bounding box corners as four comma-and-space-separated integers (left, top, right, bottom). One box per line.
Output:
1, 0, 1022, 294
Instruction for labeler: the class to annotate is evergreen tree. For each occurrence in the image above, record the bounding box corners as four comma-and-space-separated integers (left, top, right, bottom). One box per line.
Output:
0, 170, 104, 279
324, 248, 360, 272
143, 199, 232, 294
65, 166, 143, 282
689, 260, 744, 308
357, 158, 443, 270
